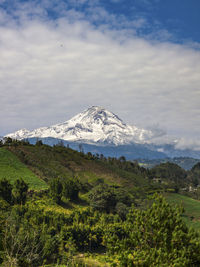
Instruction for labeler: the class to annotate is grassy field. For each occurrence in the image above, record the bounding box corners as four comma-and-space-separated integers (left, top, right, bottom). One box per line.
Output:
165, 193, 200, 230
0, 147, 47, 190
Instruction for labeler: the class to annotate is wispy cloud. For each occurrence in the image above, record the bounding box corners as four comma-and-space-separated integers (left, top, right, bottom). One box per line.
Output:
175, 138, 200, 151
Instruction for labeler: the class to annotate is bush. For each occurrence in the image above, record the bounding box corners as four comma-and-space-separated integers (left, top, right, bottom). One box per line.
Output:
49, 178, 63, 204
62, 177, 80, 201
12, 179, 28, 205
89, 184, 116, 213
0, 178, 12, 204
49, 177, 80, 204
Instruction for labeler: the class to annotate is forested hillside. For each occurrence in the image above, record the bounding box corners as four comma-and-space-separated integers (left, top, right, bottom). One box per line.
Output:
0, 138, 200, 266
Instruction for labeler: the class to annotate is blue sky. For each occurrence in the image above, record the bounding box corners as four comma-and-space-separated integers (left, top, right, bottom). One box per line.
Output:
1, 0, 199, 43
103, 0, 200, 42
0, 0, 200, 149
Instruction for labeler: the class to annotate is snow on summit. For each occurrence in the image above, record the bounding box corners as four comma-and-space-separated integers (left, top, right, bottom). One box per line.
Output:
6, 106, 163, 145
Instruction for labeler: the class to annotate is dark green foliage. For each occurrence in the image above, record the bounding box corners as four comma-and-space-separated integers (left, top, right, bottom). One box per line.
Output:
190, 161, 200, 173
0, 178, 12, 204
49, 177, 80, 203
3, 137, 13, 145
35, 139, 43, 146
115, 202, 128, 220
89, 184, 117, 213
62, 177, 80, 201
88, 184, 133, 215
114, 187, 134, 206
49, 178, 63, 204
150, 162, 187, 183
41, 226, 61, 263
12, 179, 28, 205
0, 178, 29, 205
188, 162, 200, 186
0, 199, 11, 264
150, 162, 187, 193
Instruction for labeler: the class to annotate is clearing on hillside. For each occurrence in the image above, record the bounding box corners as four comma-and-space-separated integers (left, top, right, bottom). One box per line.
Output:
166, 193, 200, 230
0, 147, 47, 190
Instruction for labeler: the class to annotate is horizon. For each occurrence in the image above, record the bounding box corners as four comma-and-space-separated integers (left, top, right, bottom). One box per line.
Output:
1, 0, 200, 149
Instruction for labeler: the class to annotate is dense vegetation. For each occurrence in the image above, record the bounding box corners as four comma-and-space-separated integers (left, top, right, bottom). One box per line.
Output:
0, 138, 200, 266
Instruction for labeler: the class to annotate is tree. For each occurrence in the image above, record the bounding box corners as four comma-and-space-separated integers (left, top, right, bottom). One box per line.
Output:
115, 202, 128, 220
3, 137, 13, 145
2, 215, 42, 267
49, 178, 63, 204
150, 162, 187, 185
89, 184, 116, 213
62, 178, 80, 201
119, 156, 126, 162
0, 179, 12, 204
103, 194, 200, 266
56, 140, 64, 147
12, 179, 28, 205
35, 139, 43, 146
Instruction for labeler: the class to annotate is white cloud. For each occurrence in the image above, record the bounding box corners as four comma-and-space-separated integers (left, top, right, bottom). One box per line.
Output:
0, 2, 200, 151
175, 138, 200, 151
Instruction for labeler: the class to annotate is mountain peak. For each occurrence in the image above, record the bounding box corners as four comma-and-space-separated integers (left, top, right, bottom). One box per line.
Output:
88, 105, 105, 111
83, 106, 108, 118
76, 106, 124, 127
82, 106, 114, 117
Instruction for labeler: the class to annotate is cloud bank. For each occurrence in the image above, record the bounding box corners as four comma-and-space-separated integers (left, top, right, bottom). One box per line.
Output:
0, 1, 200, 150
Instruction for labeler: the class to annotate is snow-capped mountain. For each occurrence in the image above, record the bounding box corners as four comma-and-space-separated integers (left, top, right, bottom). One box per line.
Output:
6, 106, 200, 160
6, 106, 165, 146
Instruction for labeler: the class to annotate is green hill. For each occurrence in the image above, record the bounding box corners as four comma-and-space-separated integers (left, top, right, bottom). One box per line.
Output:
0, 147, 47, 190
187, 162, 200, 186
6, 142, 150, 191
138, 157, 200, 170
165, 193, 200, 230
150, 162, 187, 182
